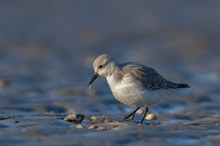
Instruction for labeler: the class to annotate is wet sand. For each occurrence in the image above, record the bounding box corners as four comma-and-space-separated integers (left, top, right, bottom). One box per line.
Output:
0, 1, 220, 146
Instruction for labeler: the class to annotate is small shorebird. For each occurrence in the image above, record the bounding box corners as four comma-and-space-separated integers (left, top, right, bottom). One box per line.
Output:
88, 54, 190, 124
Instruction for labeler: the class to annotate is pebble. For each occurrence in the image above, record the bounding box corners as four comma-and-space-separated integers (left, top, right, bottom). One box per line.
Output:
136, 109, 156, 120
88, 125, 98, 129
146, 113, 156, 120
136, 109, 144, 114
75, 124, 83, 129
64, 112, 85, 123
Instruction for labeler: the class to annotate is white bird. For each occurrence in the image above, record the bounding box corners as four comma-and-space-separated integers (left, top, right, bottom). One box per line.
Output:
88, 54, 190, 124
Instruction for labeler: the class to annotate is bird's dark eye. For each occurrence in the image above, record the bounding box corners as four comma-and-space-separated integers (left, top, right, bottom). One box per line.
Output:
98, 65, 103, 68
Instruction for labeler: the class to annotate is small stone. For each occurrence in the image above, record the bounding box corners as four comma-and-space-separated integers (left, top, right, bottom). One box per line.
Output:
136, 109, 144, 114
88, 125, 98, 129
64, 112, 85, 123
75, 124, 83, 129
64, 112, 77, 122
146, 113, 156, 120
136, 109, 156, 120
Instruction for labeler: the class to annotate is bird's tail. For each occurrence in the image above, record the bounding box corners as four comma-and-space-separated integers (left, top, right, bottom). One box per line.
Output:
167, 81, 190, 89
175, 83, 190, 88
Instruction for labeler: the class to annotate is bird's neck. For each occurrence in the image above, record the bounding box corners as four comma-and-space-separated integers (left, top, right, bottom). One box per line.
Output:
106, 64, 123, 84
107, 62, 120, 76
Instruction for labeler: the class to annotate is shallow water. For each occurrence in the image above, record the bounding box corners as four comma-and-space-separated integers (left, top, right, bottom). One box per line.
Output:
0, 1, 220, 146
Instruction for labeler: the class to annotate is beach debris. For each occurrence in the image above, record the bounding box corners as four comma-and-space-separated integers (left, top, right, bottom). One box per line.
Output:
136, 109, 144, 114
88, 125, 98, 129
136, 109, 157, 120
90, 115, 114, 122
64, 112, 85, 123
75, 124, 83, 129
146, 113, 156, 120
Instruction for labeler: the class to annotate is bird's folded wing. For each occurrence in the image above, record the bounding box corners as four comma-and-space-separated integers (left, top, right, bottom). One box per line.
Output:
122, 63, 170, 90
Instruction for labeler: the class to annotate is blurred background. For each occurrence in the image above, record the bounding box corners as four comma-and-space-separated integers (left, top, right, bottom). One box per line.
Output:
0, 0, 220, 111
1, 0, 219, 90
0, 0, 220, 145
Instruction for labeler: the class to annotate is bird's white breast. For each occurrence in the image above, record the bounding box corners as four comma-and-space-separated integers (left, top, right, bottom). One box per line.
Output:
106, 74, 166, 107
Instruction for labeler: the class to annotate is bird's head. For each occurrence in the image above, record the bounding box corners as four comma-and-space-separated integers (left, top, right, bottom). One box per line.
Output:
88, 54, 118, 87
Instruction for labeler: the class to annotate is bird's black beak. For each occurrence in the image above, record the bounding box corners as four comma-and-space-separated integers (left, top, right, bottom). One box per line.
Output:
88, 73, 99, 87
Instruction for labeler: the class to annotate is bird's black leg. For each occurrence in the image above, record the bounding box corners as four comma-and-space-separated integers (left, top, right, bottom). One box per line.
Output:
140, 106, 148, 124
124, 107, 141, 120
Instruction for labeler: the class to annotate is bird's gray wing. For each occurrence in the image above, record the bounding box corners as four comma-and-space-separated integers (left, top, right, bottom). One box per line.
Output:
122, 63, 171, 90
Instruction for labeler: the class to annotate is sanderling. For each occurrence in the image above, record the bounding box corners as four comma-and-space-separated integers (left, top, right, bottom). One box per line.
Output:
88, 54, 190, 124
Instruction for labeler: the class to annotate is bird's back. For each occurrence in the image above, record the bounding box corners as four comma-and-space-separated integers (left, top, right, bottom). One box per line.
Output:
121, 63, 190, 90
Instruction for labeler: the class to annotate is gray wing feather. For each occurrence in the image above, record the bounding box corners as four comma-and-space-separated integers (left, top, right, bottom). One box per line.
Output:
122, 63, 185, 90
